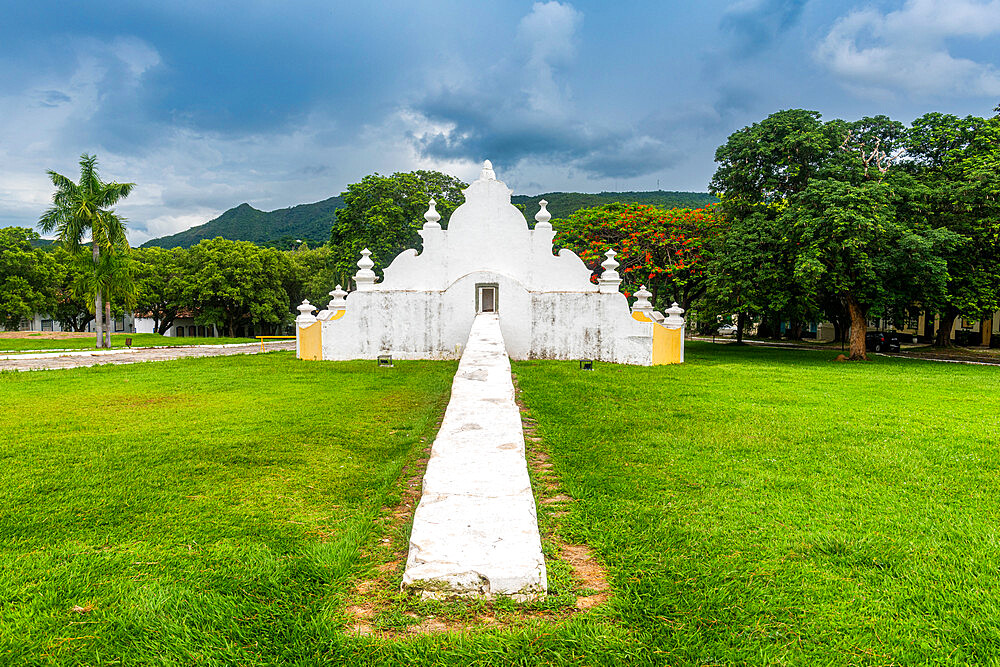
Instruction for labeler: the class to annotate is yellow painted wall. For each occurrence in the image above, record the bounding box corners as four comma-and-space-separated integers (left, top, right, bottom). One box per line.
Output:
632, 312, 683, 364
298, 321, 322, 360
653, 324, 682, 365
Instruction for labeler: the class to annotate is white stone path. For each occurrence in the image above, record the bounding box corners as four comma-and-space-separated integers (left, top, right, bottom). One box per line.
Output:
401, 313, 547, 599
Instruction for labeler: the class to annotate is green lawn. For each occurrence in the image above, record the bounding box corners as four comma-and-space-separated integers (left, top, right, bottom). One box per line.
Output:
0, 353, 456, 664
3, 344, 999, 665
0, 333, 260, 353
513, 343, 1000, 665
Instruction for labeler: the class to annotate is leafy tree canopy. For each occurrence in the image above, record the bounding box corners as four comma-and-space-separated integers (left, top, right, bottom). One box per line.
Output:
183, 238, 295, 337
0, 227, 58, 330
329, 170, 467, 279
555, 203, 722, 313
709, 110, 958, 358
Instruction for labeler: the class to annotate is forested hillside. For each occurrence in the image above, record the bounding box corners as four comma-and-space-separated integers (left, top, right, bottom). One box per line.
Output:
141, 196, 343, 248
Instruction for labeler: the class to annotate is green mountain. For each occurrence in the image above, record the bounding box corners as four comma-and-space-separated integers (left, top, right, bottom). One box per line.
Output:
140, 196, 343, 249
140, 190, 716, 249
511, 190, 718, 222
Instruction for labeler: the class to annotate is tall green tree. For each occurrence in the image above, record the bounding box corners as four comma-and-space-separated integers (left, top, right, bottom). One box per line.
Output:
329, 170, 466, 279
708, 110, 836, 342
50, 246, 95, 332
0, 227, 58, 330
132, 247, 191, 335
184, 238, 295, 337
287, 244, 343, 308
784, 177, 952, 358
905, 113, 1000, 347
71, 251, 139, 341
38, 154, 134, 348
710, 111, 956, 359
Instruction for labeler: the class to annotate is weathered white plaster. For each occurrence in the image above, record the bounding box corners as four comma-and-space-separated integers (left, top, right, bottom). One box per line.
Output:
301, 160, 678, 365
401, 313, 546, 599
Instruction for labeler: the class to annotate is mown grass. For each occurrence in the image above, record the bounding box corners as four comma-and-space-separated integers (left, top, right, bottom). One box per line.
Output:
0, 333, 258, 352
512, 342, 1000, 665
0, 353, 456, 664
3, 344, 999, 665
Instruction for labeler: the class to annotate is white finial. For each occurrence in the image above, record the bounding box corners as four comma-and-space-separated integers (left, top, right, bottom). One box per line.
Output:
354, 248, 377, 291
296, 299, 317, 324
632, 285, 653, 313
601, 249, 620, 274
599, 249, 622, 294
357, 248, 374, 270
423, 198, 441, 229
328, 284, 348, 311
480, 159, 496, 181
664, 302, 685, 329
535, 200, 552, 229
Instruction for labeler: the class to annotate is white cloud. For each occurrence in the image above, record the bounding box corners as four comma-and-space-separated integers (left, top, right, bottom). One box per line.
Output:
816, 0, 1000, 98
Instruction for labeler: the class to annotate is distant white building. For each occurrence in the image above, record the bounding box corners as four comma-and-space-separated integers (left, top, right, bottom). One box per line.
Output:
7, 312, 136, 334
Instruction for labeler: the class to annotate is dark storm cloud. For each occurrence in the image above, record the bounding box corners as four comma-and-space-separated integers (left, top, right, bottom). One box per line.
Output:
410, 87, 680, 179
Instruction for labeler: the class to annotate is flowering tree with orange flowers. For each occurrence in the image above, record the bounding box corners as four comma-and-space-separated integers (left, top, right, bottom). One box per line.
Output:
553, 202, 722, 312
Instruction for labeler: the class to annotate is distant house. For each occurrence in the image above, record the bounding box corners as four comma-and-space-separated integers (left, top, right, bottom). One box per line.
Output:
812, 309, 1000, 344
133, 312, 218, 338
6, 312, 137, 334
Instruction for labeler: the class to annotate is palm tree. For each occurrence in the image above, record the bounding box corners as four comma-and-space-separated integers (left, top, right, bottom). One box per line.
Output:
39, 154, 135, 348
69, 251, 139, 347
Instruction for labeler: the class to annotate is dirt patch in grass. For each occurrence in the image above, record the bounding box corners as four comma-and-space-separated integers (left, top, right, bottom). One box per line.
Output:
341, 377, 611, 638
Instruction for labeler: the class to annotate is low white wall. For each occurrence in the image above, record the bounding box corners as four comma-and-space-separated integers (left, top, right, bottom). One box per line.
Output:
317, 272, 654, 364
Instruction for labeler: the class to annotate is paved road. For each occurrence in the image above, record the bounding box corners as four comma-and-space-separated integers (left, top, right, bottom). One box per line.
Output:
0, 341, 296, 372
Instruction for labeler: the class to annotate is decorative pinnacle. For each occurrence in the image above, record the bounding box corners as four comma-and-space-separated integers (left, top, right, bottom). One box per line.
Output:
664, 301, 686, 329
535, 200, 551, 227
297, 299, 316, 317
328, 284, 348, 310
480, 159, 496, 181
598, 249, 622, 293
357, 248, 374, 271
423, 198, 441, 229
632, 285, 653, 312
601, 249, 620, 273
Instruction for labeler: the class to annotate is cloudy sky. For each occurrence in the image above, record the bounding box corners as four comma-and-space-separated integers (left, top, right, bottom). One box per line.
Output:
2, 0, 999, 244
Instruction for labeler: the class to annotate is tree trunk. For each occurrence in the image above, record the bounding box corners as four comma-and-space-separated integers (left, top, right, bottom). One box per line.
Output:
924, 309, 936, 342
789, 319, 803, 341
104, 301, 112, 347
982, 317, 993, 347
935, 309, 958, 348
845, 294, 868, 360
92, 243, 104, 348
736, 311, 746, 344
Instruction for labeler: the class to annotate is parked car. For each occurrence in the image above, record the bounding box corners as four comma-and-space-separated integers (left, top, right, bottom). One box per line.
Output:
716, 323, 738, 336
865, 330, 900, 352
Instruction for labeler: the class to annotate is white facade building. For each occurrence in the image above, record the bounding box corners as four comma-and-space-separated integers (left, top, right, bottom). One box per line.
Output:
297, 161, 684, 365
